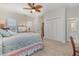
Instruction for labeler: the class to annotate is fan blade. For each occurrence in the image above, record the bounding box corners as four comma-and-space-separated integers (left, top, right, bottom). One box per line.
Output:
35, 9, 41, 12
32, 3, 35, 6
28, 3, 36, 9
23, 8, 32, 10
34, 5, 42, 12
35, 5, 42, 9
28, 3, 33, 8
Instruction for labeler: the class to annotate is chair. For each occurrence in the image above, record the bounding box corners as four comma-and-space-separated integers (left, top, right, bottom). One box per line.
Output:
70, 36, 79, 56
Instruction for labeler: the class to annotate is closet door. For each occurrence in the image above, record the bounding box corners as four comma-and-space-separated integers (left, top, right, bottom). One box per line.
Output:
45, 17, 65, 43
51, 19, 57, 40
56, 18, 65, 43
45, 19, 57, 40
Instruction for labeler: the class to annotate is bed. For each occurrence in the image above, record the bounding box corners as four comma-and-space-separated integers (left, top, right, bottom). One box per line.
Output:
0, 32, 44, 56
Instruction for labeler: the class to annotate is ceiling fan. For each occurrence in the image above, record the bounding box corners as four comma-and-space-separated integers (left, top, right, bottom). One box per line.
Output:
23, 3, 43, 13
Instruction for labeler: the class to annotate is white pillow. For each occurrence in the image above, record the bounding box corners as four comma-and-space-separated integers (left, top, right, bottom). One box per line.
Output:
8, 30, 17, 35
0, 29, 11, 37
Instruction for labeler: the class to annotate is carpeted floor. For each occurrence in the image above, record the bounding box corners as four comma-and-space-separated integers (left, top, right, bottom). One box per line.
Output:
32, 39, 73, 56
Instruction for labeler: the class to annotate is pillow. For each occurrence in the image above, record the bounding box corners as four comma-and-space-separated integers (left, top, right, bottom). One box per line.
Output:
0, 34, 2, 38
0, 29, 11, 37
18, 26, 27, 33
8, 30, 17, 35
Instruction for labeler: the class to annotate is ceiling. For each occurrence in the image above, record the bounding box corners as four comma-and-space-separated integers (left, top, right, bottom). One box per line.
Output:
0, 3, 79, 17
42, 3, 79, 12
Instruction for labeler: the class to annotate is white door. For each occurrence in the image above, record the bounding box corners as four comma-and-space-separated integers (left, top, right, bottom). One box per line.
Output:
45, 17, 65, 43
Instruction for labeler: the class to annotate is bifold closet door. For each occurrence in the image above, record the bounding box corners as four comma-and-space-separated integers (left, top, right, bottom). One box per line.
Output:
51, 20, 57, 40
56, 18, 65, 43
45, 19, 57, 40
45, 17, 65, 43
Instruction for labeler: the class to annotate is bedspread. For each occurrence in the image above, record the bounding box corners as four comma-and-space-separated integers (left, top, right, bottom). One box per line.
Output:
1, 32, 42, 55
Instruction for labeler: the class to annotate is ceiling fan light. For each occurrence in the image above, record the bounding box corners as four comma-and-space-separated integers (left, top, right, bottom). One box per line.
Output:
30, 9, 35, 13
32, 9, 35, 12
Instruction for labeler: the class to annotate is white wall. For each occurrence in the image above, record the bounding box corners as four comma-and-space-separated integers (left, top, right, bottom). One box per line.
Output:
0, 9, 34, 25
45, 8, 65, 19
0, 9, 42, 33
67, 8, 79, 18
2, 14, 33, 26
44, 8, 66, 43
0, 9, 36, 31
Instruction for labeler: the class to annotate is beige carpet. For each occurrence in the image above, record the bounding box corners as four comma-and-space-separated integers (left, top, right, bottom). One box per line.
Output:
32, 39, 73, 56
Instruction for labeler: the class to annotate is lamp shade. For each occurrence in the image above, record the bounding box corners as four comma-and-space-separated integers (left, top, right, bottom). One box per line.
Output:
0, 19, 6, 28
